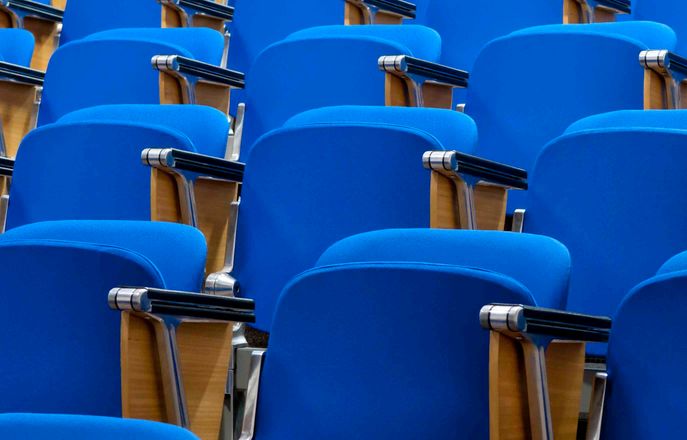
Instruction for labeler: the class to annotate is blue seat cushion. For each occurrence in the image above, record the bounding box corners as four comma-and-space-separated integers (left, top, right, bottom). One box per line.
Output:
566, 110, 687, 134
0, 29, 34, 66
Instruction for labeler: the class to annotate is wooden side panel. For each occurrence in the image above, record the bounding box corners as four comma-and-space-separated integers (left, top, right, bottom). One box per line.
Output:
195, 82, 231, 115
23, 17, 59, 71
474, 185, 508, 231
422, 82, 453, 109
121, 313, 234, 440
385, 74, 411, 107
429, 171, 460, 229
643, 70, 667, 110
192, 15, 224, 33
489, 333, 586, 439
593, 8, 616, 23
562, 0, 580, 24
52, 0, 67, 9
159, 73, 186, 105
0, 82, 37, 157
195, 178, 238, 274
151, 169, 183, 223
374, 11, 403, 25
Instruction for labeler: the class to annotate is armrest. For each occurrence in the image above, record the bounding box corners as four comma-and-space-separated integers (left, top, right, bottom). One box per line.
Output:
423, 150, 527, 190
0, 157, 14, 177
0, 0, 63, 24
378, 55, 468, 88
159, 0, 234, 23
640, 49, 687, 109
152, 55, 245, 89
479, 304, 611, 343
346, 0, 416, 22
142, 148, 245, 182
0, 61, 44, 86
594, 0, 630, 14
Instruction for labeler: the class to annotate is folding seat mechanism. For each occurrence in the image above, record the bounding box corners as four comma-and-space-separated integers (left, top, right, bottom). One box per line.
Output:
640, 50, 687, 110
345, 0, 416, 24
108, 287, 256, 428
423, 150, 527, 229
378, 55, 468, 108
0, 0, 63, 27
564, 0, 631, 24
480, 304, 611, 440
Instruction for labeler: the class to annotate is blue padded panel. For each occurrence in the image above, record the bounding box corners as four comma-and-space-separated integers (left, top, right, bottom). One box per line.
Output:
234, 125, 443, 331
284, 106, 478, 153
0, 240, 163, 415
60, 0, 161, 46
287, 25, 442, 62
242, 37, 411, 154
86, 28, 225, 66
467, 23, 675, 211
38, 40, 193, 126
318, 229, 570, 309
256, 263, 535, 439
58, 105, 230, 159
566, 110, 687, 134
0, 29, 34, 66
525, 129, 687, 354
7, 122, 194, 230
632, 0, 687, 53
657, 250, 687, 275
603, 271, 687, 439
0, 414, 199, 440
2, 221, 207, 292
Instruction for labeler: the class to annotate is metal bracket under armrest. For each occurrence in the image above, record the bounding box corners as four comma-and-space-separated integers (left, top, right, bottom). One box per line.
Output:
423, 150, 527, 229
640, 50, 687, 109
142, 148, 245, 227
238, 350, 266, 440
378, 55, 468, 107
0, 0, 63, 26
345, 0, 416, 23
585, 371, 608, 440
480, 304, 611, 440
108, 287, 255, 429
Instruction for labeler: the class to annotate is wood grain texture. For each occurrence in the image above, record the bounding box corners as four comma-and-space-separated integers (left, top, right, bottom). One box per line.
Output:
474, 185, 508, 231
121, 312, 234, 440
422, 82, 454, 109
159, 72, 187, 105
344, 2, 364, 24
643, 69, 667, 110
429, 172, 460, 229
384, 74, 410, 107
195, 82, 231, 115
0, 81, 38, 157
23, 17, 59, 70
489, 333, 586, 439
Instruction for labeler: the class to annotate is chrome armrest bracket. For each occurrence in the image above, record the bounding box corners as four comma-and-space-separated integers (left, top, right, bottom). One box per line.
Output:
640, 49, 687, 109
378, 55, 468, 106
423, 150, 527, 229
152, 55, 245, 104
0, 0, 63, 27
480, 304, 611, 440
585, 371, 608, 440
226, 102, 245, 161
142, 147, 244, 227
238, 350, 266, 440
108, 287, 256, 429
345, 0, 416, 23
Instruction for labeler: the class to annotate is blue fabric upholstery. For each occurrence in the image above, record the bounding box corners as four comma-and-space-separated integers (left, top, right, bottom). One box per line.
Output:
39, 29, 224, 126
525, 125, 687, 354
60, 0, 161, 46
318, 229, 570, 309
633, 0, 687, 54
566, 109, 687, 134
0, 29, 34, 66
234, 125, 443, 331
284, 106, 478, 152
58, 105, 230, 159
467, 22, 676, 211
657, 250, 687, 275
0, 414, 199, 440
602, 266, 687, 438
242, 27, 440, 154
255, 262, 535, 439
7, 122, 194, 230
2, 221, 207, 292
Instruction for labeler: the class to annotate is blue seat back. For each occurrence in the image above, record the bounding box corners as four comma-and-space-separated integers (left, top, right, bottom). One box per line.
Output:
603, 257, 687, 439
468, 22, 676, 210
233, 125, 443, 331
0, 29, 34, 66
633, 0, 687, 54
255, 262, 535, 439
6, 122, 194, 230
61, 0, 161, 45
242, 26, 440, 154
524, 125, 687, 354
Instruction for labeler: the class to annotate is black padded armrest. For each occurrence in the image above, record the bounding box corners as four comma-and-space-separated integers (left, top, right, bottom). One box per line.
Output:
0, 157, 14, 177
596, 0, 631, 14
152, 55, 245, 88
423, 150, 527, 190
0, 61, 44, 86
362, 0, 416, 19
109, 287, 256, 323
161, 0, 234, 21
480, 304, 611, 343
142, 148, 244, 182
1, 0, 63, 22
378, 55, 468, 88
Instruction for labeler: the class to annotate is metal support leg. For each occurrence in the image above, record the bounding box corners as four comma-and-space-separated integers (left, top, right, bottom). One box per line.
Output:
522, 339, 554, 440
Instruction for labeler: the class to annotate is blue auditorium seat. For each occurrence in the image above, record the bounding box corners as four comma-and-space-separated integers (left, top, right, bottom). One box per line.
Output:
241, 25, 441, 152
242, 229, 569, 438
599, 252, 687, 439
0, 220, 207, 414
38, 28, 227, 126
522, 111, 687, 354
0, 414, 199, 440
0, 28, 35, 66
632, 0, 687, 54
